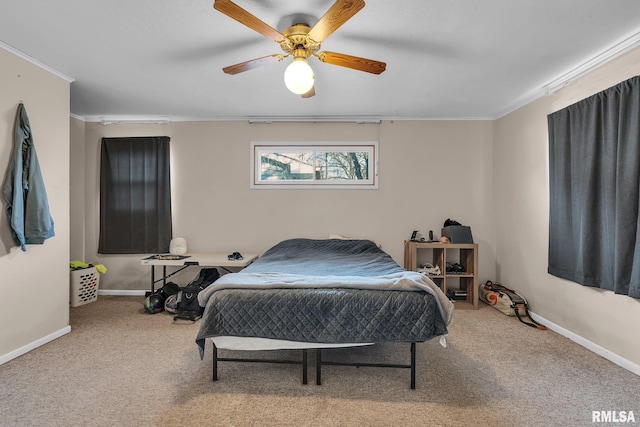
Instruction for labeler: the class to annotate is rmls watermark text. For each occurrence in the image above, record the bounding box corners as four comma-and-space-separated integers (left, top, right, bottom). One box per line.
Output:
592, 411, 636, 423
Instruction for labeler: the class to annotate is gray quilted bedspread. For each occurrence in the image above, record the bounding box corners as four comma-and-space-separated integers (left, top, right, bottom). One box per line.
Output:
196, 239, 451, 355
242, 238, 406, 276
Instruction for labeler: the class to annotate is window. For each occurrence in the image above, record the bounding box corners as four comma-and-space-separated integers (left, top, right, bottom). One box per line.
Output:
251, 142, 378, 189
99, 136, 172, 254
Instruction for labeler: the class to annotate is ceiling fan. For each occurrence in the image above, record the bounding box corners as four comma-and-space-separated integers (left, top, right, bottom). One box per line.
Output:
213, 0, 386, 98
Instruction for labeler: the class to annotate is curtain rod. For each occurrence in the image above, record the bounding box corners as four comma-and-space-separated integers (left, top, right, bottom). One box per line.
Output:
248, 117, 381, 124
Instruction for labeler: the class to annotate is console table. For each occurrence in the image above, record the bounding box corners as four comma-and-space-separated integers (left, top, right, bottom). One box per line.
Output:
141, 253, 258, 294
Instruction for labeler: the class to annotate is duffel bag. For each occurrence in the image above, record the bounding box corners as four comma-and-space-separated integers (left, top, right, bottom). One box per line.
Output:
479, 281, 546, 330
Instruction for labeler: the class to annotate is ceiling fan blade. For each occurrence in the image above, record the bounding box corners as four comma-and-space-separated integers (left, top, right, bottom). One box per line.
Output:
214, 0, 284, 42
301, 86, 315, 98
307, 0, 365, 42
317, 51, 386, 74
222, 54, 283, 75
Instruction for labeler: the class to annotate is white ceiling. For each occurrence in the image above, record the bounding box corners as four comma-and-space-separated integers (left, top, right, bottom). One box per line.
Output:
1, 0, 640, 121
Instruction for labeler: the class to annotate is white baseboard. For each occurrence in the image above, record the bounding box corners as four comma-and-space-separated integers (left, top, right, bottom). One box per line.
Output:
0, 326, 71, 366
98, 289, 146, 296
1, 292, 142, 366
529, 311, 640, 376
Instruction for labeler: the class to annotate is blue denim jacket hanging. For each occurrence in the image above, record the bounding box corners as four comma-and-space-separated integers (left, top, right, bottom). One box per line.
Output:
2, 103, 55, 251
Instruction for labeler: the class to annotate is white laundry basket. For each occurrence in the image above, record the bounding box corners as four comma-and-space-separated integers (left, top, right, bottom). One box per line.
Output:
70, 267, 100, 307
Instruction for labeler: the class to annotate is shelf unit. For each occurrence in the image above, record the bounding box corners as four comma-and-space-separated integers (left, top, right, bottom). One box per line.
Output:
403, 240, 479, 309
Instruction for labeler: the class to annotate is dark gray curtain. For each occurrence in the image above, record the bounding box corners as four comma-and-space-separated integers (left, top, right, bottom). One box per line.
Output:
99, 136, 172, 254
548, 76, 640, 299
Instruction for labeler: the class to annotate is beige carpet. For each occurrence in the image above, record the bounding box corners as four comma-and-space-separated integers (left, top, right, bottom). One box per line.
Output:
1, 296, 638, 426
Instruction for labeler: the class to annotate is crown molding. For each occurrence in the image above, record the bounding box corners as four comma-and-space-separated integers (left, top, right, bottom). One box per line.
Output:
0, 40, 74, 83
75, 114, 495, 123
541, 30, 640, 96
495, 27, 640, 119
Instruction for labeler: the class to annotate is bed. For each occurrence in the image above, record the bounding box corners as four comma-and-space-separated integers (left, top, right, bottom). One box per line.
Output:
195, 238, 454, 388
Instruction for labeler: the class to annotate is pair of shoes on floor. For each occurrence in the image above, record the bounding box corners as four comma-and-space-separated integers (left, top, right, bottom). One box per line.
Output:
227, 251, 243, 261
417, 263, 441, 276
144, 282, 180, 314
446, 262, 465, 273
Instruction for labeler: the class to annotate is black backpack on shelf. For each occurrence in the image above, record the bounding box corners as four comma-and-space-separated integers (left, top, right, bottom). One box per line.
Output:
174, 268, 220, 322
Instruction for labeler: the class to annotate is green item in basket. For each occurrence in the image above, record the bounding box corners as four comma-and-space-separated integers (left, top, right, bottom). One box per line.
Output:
69, 260, 89, 270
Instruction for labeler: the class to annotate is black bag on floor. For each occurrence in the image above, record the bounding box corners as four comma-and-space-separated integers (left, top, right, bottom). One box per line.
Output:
174, 268, 220, 322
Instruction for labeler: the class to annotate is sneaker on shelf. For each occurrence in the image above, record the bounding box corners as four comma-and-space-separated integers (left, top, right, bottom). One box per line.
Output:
417, 263, 441, 276
446, 262, 465, 273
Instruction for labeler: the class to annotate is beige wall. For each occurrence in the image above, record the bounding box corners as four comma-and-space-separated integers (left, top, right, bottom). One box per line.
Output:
495, 46, 640, 367
76, 119, 496, 292
0, 48, 70, 360
69, 117, 85, 261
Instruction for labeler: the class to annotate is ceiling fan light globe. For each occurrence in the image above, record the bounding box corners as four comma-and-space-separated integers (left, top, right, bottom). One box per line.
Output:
284, 59, 315, 95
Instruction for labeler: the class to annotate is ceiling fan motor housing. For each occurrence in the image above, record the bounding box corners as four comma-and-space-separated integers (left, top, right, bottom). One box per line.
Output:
280, 24, 321, 58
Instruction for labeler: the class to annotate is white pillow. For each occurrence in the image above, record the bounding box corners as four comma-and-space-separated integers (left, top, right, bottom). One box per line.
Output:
329, 234, 351, 240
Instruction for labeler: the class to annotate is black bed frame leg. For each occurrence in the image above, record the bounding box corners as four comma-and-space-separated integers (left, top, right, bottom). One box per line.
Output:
212, 343, 218, 381
302, 349, 308, 384
316, 349, 322, 385
410, 342, 416, 390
